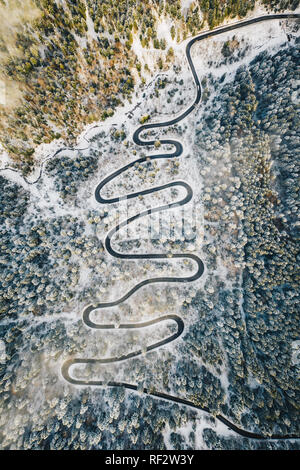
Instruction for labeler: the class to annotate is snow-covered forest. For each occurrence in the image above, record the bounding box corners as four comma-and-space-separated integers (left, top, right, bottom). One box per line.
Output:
0, 1, 299, 451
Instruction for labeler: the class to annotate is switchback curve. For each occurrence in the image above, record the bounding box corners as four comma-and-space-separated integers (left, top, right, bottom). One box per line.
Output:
62, 14, 300, 441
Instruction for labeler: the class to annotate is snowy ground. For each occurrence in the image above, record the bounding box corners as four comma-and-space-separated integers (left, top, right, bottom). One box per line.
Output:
1, 13, 299, 449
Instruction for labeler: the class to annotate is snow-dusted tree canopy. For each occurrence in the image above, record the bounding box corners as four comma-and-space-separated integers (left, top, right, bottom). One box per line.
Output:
0, 3, 299, 451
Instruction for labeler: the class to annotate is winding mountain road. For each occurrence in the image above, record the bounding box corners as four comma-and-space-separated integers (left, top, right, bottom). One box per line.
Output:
62, 14, 300, 440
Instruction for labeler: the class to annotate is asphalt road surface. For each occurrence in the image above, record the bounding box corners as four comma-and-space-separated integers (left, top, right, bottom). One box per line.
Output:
62, 14, 300, 440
